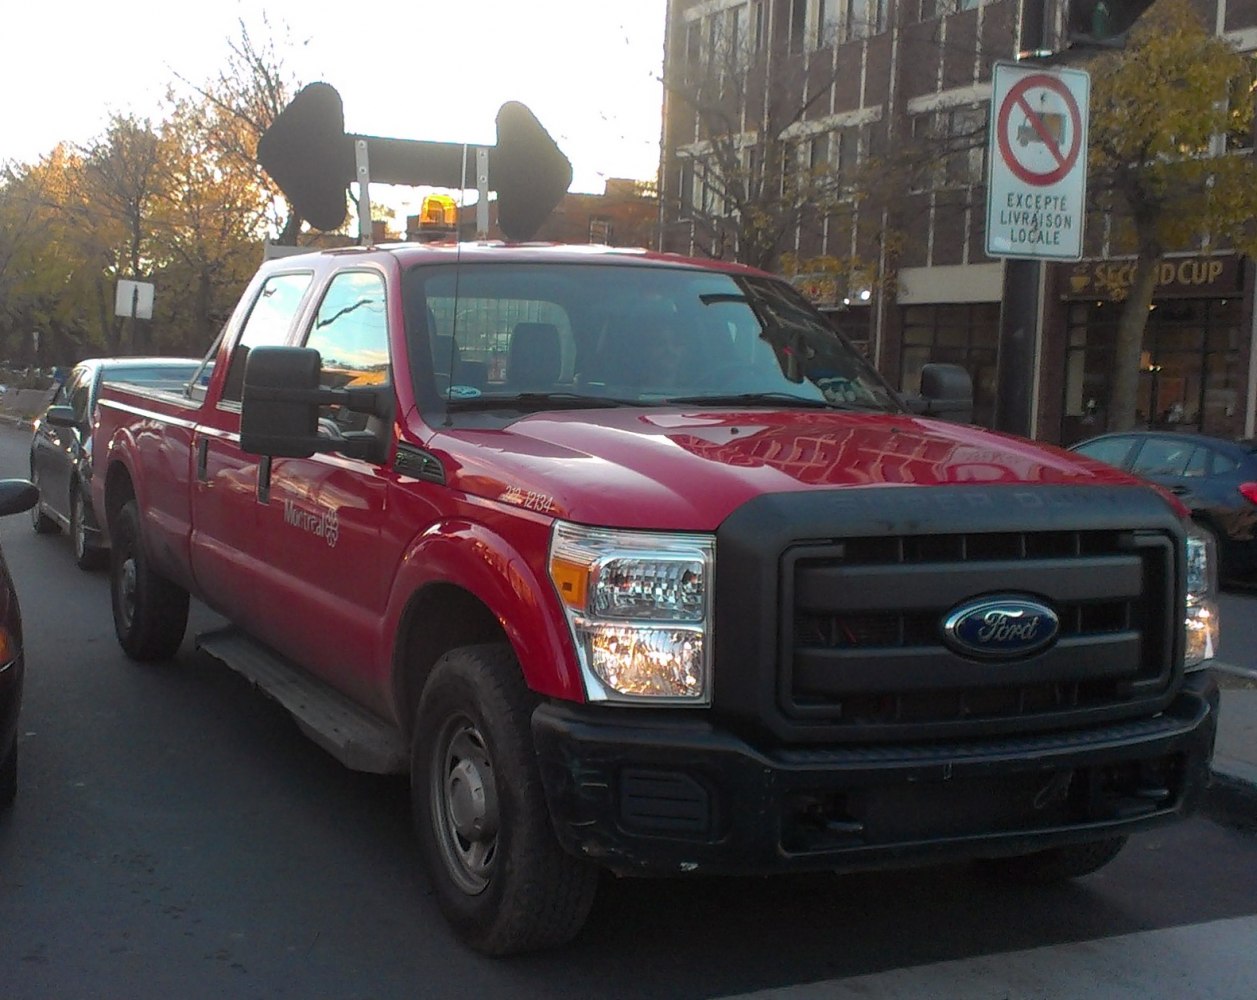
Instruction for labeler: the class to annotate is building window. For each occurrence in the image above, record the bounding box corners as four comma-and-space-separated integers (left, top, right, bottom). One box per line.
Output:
1061, 298, 1244, 443
728, 2, 765, 66
818, 0, 841, 46
909, 106, 986, 191
810, 132, 831, 174
589, 217, 612, 244
846, 0, 887, 40
943, 106, 987, 187
922, 0, 980, 18
685, 3, 765, 77
790, 0, 808, 52
678, 158, 696, 220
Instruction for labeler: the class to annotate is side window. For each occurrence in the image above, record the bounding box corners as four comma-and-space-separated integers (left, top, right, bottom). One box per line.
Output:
303, 270, 389, 434
1131, 438, 1191, 477
66, 369, 92, 423
221, 272, 313, 404
1213, 451, 1239, 475
186, 327, 225, 404
1073, 436, 1135, 468
1183, 447, 1209, 478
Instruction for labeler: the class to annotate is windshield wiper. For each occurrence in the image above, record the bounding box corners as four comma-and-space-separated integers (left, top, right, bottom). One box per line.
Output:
664, 392, 854, 409
447, 392, 643, 411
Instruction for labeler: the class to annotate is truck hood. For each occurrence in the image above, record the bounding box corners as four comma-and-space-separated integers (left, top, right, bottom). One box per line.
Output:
428, 408, 1148, 531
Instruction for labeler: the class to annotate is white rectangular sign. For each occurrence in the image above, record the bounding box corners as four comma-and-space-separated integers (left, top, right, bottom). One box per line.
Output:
115, 279, 155, 320
986, 61, 1090, 261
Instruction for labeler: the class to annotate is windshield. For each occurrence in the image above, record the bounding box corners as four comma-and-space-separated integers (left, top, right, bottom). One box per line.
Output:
402, 262, 900, 414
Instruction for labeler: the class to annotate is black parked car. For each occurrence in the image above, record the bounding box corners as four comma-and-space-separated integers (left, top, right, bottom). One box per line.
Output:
29, 358, 201, 569
1070, 430, 1257, 581
0, 479, 39, 809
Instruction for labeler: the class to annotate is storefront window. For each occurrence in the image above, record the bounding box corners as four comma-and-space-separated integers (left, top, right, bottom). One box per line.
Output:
1061, 297, 1243, 444
900, 303, 999, 426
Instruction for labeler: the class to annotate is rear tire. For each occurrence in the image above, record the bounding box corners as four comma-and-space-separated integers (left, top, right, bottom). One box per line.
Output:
109, 499, 189, 661
976, 836, 1127, 885
0, 735, 16, 809
412, 644, 598, 955
71, 489, 107, 571
29, 470, 57, 535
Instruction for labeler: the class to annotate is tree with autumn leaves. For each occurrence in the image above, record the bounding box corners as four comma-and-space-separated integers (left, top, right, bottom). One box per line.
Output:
0, 20, 303, 366
1084, 0, 1257, 431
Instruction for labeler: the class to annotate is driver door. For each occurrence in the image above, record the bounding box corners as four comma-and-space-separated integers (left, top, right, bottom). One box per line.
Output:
256, 268, 394, 712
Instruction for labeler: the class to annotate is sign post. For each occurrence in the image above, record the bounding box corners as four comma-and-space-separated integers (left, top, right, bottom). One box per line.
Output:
115, 279, 156, 354
987, 61, 1090, 438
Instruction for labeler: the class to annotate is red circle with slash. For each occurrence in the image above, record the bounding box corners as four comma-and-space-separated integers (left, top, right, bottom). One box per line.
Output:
996, 74, 1083, 186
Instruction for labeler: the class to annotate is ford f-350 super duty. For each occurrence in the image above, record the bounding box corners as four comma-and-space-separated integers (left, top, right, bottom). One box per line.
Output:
92, 242, 1220, 954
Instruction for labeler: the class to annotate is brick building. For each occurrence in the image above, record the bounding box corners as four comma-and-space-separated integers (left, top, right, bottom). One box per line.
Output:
406, 179, 658, 249
659, 0, 1257, 444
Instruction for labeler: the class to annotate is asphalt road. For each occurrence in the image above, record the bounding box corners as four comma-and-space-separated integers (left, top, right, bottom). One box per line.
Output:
2, 422, 1257, 999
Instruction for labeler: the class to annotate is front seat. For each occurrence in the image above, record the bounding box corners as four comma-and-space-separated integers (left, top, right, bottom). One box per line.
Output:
505, 323, 562, 390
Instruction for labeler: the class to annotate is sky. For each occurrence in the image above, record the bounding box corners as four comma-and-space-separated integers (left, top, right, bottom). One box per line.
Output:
1, 0, 668, 198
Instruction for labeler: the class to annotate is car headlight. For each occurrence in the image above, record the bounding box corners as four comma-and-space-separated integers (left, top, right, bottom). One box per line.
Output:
1184, 521, 1219, 671
549, 521, 713, 704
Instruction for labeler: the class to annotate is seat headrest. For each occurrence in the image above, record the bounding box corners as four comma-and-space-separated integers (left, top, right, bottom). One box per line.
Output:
507, 323, 562, 388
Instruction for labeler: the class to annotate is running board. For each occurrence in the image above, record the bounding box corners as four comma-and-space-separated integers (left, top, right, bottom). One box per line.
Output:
196, 627, 408, 774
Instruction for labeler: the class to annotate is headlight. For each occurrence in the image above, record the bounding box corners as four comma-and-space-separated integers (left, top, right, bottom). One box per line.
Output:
1184, 521, 1219, 671
549, 521, 713, 704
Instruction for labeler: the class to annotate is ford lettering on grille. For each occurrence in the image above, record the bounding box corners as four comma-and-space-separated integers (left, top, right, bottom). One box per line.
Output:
942, 596, 1060, 659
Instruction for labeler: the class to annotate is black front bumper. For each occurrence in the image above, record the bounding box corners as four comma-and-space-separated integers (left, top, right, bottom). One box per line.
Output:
532, 672, 1218, 876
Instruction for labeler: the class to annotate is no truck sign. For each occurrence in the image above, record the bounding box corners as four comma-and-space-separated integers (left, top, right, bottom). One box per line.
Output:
986, 61, 1089, 261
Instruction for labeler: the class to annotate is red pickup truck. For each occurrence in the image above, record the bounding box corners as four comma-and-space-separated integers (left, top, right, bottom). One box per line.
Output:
92, 242, 1220, 955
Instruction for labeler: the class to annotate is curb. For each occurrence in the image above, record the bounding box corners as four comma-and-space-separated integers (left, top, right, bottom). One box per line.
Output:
1206, 664, 1257, 828
1212, 660, 1257, 682
1205, 770, 1257, 831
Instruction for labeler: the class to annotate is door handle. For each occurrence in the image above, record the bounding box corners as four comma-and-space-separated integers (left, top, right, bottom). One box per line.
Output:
196, 438, 209, 481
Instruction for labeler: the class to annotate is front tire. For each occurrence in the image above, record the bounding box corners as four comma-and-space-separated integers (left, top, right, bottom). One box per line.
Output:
976, 836, 1127, 885
412, 644, 598, 955
71, 488, 107, 571
109, 499, 189, 661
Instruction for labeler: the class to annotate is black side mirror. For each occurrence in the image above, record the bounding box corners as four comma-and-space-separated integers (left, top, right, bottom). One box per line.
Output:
44, 405, 79, 429
240, 346, 394, 462
0, 480, 38, 517
913, 363, 974, 424
240, 347, 323, 457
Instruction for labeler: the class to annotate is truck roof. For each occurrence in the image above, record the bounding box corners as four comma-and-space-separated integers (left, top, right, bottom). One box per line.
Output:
261, 241, 773, 278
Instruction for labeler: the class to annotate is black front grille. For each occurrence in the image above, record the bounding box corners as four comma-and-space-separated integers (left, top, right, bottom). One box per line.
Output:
780, 528, 1177, 736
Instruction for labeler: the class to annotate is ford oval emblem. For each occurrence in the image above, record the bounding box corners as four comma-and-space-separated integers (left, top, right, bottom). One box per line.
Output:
942, 595, 1060, 660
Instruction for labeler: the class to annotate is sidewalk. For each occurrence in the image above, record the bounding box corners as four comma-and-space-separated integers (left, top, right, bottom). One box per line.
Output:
1208, 662, 1257, 828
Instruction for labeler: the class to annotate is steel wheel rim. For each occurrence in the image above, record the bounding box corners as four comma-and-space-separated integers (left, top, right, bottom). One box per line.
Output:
430, 714, 499, 895
72, 494, 86, 559
29, 472, 41, 529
